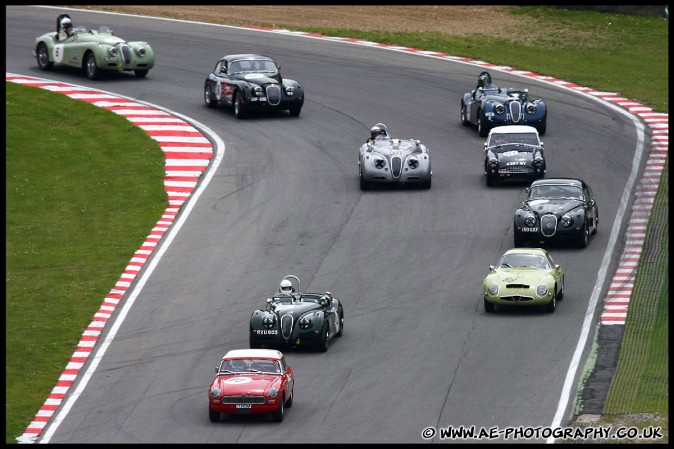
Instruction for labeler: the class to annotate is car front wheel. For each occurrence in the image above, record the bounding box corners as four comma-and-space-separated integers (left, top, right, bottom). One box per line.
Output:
484, 298, 494, 313
36, 43, 53, 70
134, 69, 148, 78
233, 93, 246, 119
84, 52, 100, 80
208, 405, 220, 423
544, 295, 556, 313
272, 395, 284, 422
578, 222, 589, 248
317, 325, 329, 352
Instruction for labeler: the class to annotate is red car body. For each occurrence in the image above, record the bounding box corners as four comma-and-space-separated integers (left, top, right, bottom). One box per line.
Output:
208, 349, 294, 422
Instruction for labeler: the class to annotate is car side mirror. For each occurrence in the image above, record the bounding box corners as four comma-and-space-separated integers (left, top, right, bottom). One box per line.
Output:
540, 141, 544, 147
215, 366, 219, 373
555, 264, 560, 269
489, 265, 495, 271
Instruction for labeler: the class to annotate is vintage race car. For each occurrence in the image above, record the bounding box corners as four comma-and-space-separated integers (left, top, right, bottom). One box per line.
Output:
250, 275, 344, 352
484, 125, 546, 186
483, 248, 564, 313
513, 178, 599, 248
208, 349, 294, 423
203, 53, 304, 118
32, 14, 155, 80
358, 123, 432, 190
461, 71, 547, 137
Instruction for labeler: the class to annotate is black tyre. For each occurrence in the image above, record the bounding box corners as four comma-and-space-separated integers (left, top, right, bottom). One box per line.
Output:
233, 92, 246, 119
513, 232, 526, 248
360, 176, 370, 191
285, 385, 293, 408
484, 298, 495, 313
134, 69, 148, 78
420, 178, 431, 189
84, 52, 100, 80
204, 82, 217, 108
36, 43, 53, 71
538, 120, 546, 136
317, 325, 329, 352
249, 335, 261, 349
288, 105, 301, 117
336, 309, 344, 337
272, 395, 284, 422
486, 174, 496, 187
544, 294, 556, 313
477, 110, 489, 137
578, 223, 588, 248
460, 101, 470, 125
208, 405, 220, 423
557, 279, 564, 301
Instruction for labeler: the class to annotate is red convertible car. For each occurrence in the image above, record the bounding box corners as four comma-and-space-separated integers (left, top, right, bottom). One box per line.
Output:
208, 349, 294, 422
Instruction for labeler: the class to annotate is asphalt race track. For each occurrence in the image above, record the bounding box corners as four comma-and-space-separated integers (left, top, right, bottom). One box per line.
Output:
6, 6, 650, 444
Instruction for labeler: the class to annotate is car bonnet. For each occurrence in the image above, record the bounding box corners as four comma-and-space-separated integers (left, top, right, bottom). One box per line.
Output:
214, 374, 281, 394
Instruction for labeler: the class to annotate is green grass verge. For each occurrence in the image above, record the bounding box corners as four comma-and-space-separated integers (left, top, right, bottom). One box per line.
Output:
5, 5, 668, 443
5, 82, 167, 442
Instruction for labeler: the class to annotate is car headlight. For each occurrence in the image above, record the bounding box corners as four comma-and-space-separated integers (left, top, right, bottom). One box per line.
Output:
298, 316, 312, 329
252, 86, 263, 97
108, 47, 118, 56
488, 284, 499, 296
374, 156, 386, 169
524, 214, 536, 226
526, 102, 537, 114
285, 86, 295, 96
488, 157, 498, 168
136, 46, 146, 56
561, 214, 572, 227
536, 284, 548, 297
262, 316, 275, 328
494, 103, 505, 115
267, 388, 279, 398
534, 157, 544, 167
210, 388, 221, 398
408, 156, 419, 169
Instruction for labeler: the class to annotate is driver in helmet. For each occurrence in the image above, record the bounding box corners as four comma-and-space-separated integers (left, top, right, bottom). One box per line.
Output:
58, 16, 74, 41
279, 279, 294, 295
367, 123, 389, 144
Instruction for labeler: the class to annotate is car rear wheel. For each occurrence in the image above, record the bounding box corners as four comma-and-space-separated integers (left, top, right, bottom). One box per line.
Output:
36, 43, 53, 71
460, 101, 470, 125
544, 295, 556, 313
272, 395, 284, 422
84, 52, 100, 80
484, 298, 494, 313
204, 82, 217, 108
208, 404, 220, 423
134, 69, 148, 78
233, 92, 246, 119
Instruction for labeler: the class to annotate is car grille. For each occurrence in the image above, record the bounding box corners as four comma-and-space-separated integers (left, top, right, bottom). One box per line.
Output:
500, 295, 534, 303
266, 84, 281, 106
498, 165, 534, 175
509, 101, 523, 123
281, 314, 293, 340
391, 156, 402, 178
120, 44, 132, 64
540, 214, 558, 237
221, 395, 265, 404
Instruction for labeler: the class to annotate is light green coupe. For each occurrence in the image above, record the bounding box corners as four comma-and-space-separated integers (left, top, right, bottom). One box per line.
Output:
483, 248, 564, 313
32, 14, 155, 80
